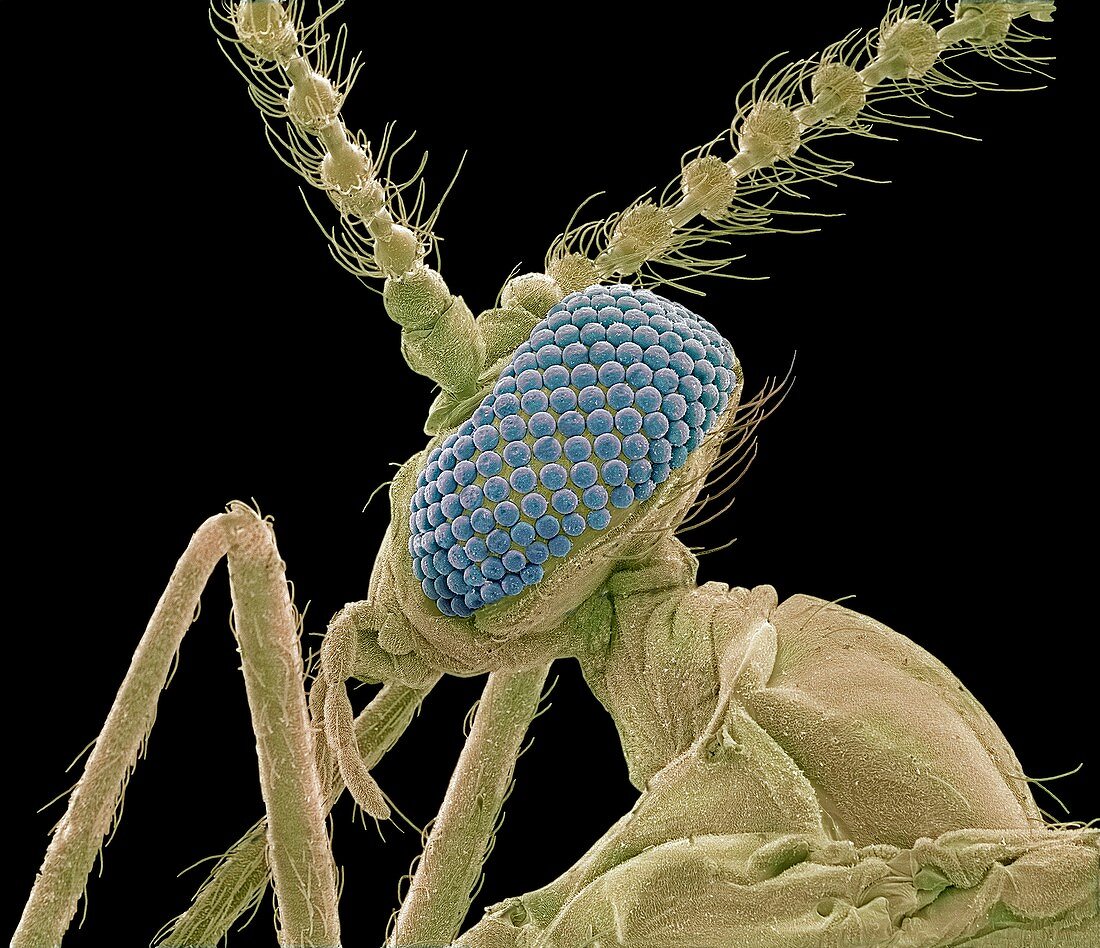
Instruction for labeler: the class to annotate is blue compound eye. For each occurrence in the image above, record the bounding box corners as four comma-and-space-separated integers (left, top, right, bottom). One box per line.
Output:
607, 383, 634, 410
555, 324, 580, 346
454, 460, 477, 486
437, 471, 457, 496
558, 411, 586, 437
409, 284, 739, 616
470, 507, 494, 534
530, 328, 555, 349
502, 549, 527, 573
516, 368, 543, 392
598, 361, 626, 387
459, 484, 483, 510
579, 322, 605, 345
562, 342, 589, 368
602, 459, 628, 487
534, 514, 560, 539
590, 340, 615, 364
625, 362, 652, 388
606, 322, 631, 346
510, 519, 536, 549
473, 424, 499, 451
543, 365, 570, 389
593, 432, 621, 461
493, 392, 520, 417
641, 344, 669, 371
552, 488, 579, 515
536, 344, 563, 368
643, 412, 669, 438
623, 433, 650, 461
548, 535, 572, 558
582, 484, 608, 510
494, 501, 520, 527
615, 408, 642, 435
561, 512, 586, 537
487, 529, 512, 555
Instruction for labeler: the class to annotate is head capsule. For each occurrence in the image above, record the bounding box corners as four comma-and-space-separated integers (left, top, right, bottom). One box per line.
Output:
374, 284, 742, 680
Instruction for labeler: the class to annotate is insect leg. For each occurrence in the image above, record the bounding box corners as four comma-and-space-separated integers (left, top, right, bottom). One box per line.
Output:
14, 512, 231, 948
391, 664, 551, 947
159, 681, 437, 948
217, 503, 343, 945
14, 503, 342, 948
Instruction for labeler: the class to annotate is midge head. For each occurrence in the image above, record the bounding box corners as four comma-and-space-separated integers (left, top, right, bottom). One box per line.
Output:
371, 283, 754, 682
347, 280, 761, 690
407, 285, 739, 620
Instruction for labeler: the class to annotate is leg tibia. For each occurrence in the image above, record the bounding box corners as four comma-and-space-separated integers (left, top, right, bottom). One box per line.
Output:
392, 665, 550, 947
14, 512, 231, 948
14, 504, 344, 948
160, 682, 433, 948
223, 505, 341, 946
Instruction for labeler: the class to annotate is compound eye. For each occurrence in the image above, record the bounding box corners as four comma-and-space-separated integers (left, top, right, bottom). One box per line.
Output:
409, 284, 739, 617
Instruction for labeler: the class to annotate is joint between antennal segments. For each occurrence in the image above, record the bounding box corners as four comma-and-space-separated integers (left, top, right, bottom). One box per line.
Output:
957, 1, 1055, 23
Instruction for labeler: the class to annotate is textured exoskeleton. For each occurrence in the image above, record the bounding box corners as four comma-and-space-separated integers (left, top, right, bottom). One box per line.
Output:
14, 2, 1096, 948
325, 268, 1099, 946
461, 558, 1099, 946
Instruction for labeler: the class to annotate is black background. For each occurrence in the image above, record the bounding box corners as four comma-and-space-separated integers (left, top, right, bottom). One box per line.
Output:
7, 4, 1092, 947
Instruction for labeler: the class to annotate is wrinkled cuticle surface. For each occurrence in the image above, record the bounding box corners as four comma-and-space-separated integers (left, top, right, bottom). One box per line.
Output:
409, 284, 739, 616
